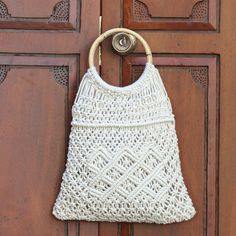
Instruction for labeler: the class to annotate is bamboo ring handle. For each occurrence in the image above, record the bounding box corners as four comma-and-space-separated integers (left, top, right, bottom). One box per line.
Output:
88, 28, 153, 68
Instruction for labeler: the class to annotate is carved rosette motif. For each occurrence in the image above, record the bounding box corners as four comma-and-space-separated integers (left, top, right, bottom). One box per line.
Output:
0, 65, 10, 84
0, 1, 10, 19
132, 65, 208, 89
133, 0, 208, 22
133, 0, 151, 22
52, 66, 69, 86
191, 0, 208, 21
0, 65, 69, 86
0, 0, 70, 22
189, 67, 208, 88
49, 0, 70, 22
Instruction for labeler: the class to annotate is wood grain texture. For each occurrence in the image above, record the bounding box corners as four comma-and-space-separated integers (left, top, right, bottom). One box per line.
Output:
124, 0, 218, 30
218, 0, 236, 235
138, 0, 201, 17
101, 0, 122, 87
0, 0, 78, 29
80, 221, 98, 236
0, 0, 101, 235
77, 0, 100, 234
0, 55, 77, 236
68, 221, 79, 236
123, 56, 218, 236
101, 0, 223, 235
4, 0, 60, 17
99, 223, 118, 236
0, 0, 235, 235
97, 2, 123, 235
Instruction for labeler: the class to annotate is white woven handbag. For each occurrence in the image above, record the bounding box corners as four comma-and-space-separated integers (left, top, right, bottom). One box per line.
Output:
53, 28, 196, 224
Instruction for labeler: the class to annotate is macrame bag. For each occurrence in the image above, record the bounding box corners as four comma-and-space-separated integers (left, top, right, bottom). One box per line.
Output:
53, 28, 196, 224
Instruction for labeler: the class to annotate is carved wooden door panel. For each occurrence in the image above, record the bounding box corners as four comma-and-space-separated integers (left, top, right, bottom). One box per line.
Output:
0, 1, 235, 236
100, 0, 235, 236
0, 1, 100, 235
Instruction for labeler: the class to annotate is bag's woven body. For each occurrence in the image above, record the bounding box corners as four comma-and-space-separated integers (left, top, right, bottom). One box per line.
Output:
53, 63, 196, 224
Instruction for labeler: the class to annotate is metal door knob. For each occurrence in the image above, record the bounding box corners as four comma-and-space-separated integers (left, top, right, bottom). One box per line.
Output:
112, 32, 137, 55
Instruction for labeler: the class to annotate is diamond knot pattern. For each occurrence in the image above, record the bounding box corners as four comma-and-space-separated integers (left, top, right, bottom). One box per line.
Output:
52, 63, 196, 223
86, 146, 168, 202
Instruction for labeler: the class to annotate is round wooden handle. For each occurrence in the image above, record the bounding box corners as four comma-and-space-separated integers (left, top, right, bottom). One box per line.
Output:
88, 28, 153, 68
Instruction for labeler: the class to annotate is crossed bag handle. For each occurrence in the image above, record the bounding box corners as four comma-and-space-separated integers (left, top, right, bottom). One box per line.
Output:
88, 28, 153, 68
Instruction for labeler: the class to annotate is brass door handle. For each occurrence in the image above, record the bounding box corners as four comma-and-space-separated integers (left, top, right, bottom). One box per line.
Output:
111, 32, 137, 55
88, 28, 152, 68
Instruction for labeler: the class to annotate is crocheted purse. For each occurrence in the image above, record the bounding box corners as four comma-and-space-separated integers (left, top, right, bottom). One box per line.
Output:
52, 28, 196, 224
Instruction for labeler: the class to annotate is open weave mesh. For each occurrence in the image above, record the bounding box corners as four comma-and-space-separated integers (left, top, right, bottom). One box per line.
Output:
52, 63, 196, 224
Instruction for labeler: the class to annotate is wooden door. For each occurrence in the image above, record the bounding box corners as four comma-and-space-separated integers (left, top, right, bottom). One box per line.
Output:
0, 1, 100, 235
0, 1, 235, 236
101, 0, 234, 236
